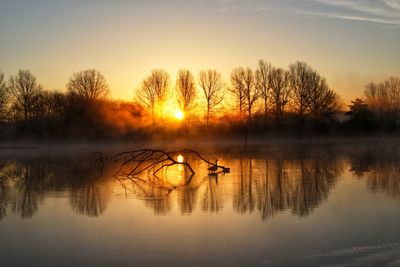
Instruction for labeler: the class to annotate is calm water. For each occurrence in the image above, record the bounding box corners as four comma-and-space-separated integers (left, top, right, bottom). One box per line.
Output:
1, 142, 400, 267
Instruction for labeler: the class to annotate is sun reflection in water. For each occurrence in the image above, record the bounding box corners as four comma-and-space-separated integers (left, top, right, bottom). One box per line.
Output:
162, 154, 185, 186
177, 154, 184, 163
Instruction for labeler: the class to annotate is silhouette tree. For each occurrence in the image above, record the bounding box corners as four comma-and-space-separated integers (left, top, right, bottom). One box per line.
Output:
67, 69, 109, 102
385, 77, 400, 114
270, 68, 291, 123
230, 67, 258, 122
230, 67, 246, 119
43, 91, 67, 118
176, 69, 196, 115
137, 69, 170, 122
255, 60, 272, 123
363, 77, 400, 129
308, 73, 341, 119
242, 68, 258, 123
198, 69, 225, 125
8, 70, 42, 120
30, 90, 67, 120
364, 81, 388, 123
0, 72, 9, 121
289, 61, 312, 117
347, 98, 374, 131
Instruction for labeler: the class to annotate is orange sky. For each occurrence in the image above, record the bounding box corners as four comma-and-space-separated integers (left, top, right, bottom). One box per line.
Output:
1, 0, 399, 102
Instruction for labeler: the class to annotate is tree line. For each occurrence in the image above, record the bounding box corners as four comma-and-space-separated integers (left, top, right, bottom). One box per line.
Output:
0, 60, 399, 141
136, 60, 343, 125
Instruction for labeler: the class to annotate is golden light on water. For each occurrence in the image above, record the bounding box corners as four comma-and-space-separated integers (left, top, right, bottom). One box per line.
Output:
177, 154, 184, 163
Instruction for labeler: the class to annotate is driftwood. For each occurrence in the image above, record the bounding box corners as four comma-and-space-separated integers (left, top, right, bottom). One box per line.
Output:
111, 149, 229, 185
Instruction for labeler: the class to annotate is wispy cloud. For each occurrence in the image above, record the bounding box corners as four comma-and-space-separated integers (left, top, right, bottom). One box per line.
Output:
305, 0, 400, 26
297, 10, 400, 26
384, 0, 400, 10
216, 0, 237, 12
203, 0, 400, 27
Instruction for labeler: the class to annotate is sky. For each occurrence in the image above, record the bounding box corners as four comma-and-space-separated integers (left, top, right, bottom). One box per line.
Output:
0, 0, 399, 102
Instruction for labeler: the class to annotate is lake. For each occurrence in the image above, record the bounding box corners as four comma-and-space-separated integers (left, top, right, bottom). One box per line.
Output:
1, 141, 400, 267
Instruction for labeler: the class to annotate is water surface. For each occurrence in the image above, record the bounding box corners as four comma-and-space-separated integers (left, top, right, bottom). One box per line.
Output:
1, 142, 400, 267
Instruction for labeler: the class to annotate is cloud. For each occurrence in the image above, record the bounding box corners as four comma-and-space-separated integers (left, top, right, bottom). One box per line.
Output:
384, 0, 400, 10
202, 0, 400, 27
305, 0, 400, 26
297, 10, 400, 26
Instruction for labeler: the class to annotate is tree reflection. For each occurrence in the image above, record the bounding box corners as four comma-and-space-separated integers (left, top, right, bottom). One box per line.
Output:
292, 158, 339, 217
234, 157, 255, 213
70, 184, 110, 217
0, 156, 111, 220
67, 159, 111, 217
117, 177, 173, 214
201, 176, 223, 212
2, 143, 400, 221
117, 165, 200, 215
0, 160, 9, 220
349, 146, 400, 198
233, 151, 343, 220
367, 163, 400, 198
4, 160, 47, 219
178, 185, 198, 214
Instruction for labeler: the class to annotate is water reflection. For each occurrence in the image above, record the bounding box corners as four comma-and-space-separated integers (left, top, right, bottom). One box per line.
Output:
0, 157, 112, 219
349, 145, 400, 198
70, 184, 111, 217
233, 154, 343, 220
117, 177, 173, 214
0, 144, 400, 221
201, 176, 223, 212
0, 160, 46, 219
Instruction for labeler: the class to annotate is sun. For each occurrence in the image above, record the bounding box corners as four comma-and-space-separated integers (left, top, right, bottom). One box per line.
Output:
174, 110, 184, 120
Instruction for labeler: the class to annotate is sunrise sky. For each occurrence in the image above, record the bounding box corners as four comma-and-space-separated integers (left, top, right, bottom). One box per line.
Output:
1, 0, 399, 101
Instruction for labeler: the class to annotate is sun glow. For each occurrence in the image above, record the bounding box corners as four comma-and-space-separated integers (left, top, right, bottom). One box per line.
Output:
156, 99, 187, 122
174, 110, 184, 120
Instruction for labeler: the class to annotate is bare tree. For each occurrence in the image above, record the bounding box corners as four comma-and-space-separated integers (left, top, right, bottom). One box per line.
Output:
385, 77, 400, 114
289, 61, 312, 117
30, 90, 67, 119
137, 69, 170, 122
242, 68, 259, 123
308, 73, 341, 119
269, 68, 291, 123
231, 67, 258, 123
198, 69, 225, 125
364, 81, 388, 121
8, 70, 42, 120
230, 67, 246, 119
255, 60, 272, 123
364, 77, 400, 123
176, 69, 196, 114
67, 69, 109, 102
0, 72, 9, 120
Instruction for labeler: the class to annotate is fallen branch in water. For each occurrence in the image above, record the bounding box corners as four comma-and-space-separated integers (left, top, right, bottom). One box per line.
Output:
111, 148, 229, 184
